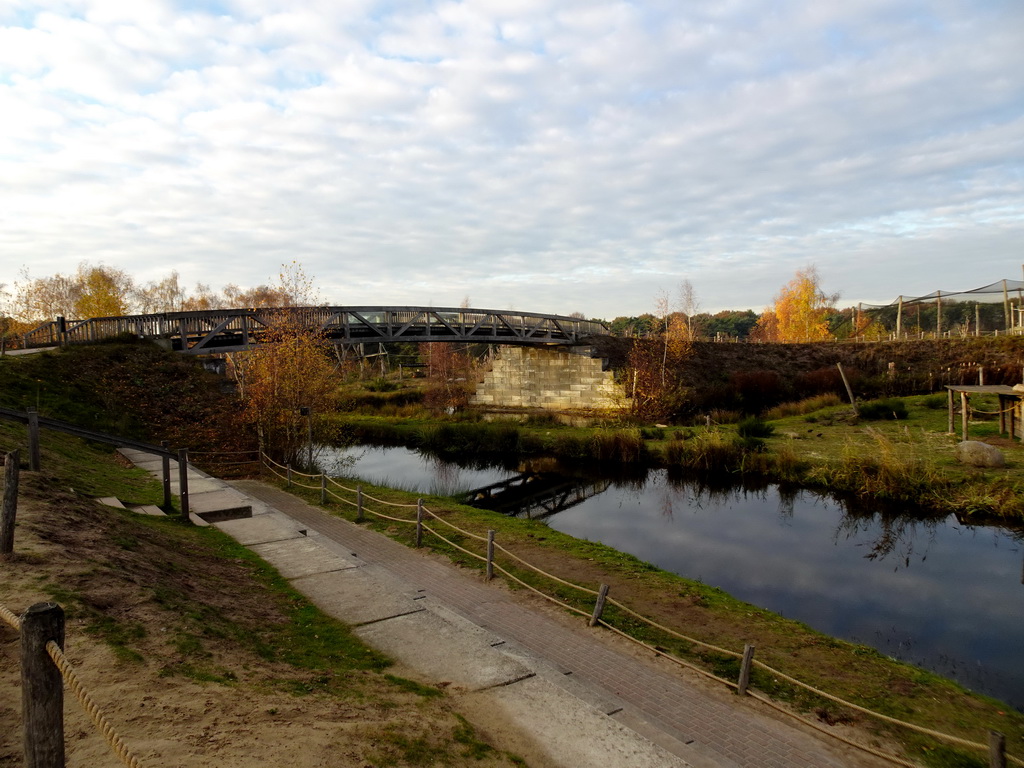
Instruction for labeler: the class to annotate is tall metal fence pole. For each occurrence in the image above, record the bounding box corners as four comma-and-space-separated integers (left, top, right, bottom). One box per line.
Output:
21, 602, 65, 768
177, 448, 191, 523
27, 407, 41, 471
160, 441, 172, 512
1, 450, 20, 555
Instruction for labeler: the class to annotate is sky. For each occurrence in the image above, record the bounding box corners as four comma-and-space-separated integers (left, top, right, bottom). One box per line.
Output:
1, 0, 1022, 319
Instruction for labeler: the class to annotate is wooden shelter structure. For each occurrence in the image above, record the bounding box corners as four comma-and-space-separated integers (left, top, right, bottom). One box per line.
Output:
945, 385, 1022, 441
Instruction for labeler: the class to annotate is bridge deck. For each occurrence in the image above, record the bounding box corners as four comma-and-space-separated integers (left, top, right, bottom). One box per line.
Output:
22, 306, 609, 353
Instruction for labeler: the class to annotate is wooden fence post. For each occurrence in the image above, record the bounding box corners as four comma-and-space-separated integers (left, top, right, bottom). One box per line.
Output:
737, 643, 756, 696
160, 441, 172, 512
286, 464, 292, 487
836, 364, 858, 416
990, 731, 1006, 768
27, 407, 41, 471
320, 474, 327, 505
415, 499, 424, 547
21, 602, 65, 768
961, 391, 969, 440
1, 450, 20, 555
356, 486, 364, 522
177, 449, 191, 523
589, 584, 610, 627
486, 530, 495, 580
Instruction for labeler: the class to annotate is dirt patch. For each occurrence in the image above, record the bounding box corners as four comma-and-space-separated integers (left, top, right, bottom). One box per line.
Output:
0, 470, 523, 767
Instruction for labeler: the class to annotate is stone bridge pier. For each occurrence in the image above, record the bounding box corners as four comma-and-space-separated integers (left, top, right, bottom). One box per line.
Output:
469, 346, 625, 413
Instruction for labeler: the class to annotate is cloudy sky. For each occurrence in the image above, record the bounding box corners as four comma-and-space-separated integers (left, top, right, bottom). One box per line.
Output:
2, 0, 1022, 318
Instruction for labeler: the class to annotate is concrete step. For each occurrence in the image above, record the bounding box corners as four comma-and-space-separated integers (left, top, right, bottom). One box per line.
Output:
96, 497, 126, 509
130, 504, 167, 517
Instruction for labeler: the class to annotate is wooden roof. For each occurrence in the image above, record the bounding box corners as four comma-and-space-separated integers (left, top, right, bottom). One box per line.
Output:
944, 384, 1022, 395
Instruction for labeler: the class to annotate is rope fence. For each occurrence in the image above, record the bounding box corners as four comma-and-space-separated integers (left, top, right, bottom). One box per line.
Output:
253, 449, 1020, 768
1, 600, 143, 768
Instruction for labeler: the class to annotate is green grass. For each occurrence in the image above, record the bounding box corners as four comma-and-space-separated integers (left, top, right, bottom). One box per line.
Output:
272, 466, 1024, 768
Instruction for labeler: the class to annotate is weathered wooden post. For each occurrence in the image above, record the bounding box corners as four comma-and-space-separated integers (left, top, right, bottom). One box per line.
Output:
21, 602, 65, 768
836, 364, 858, 416
961, 391, 969, 440
177, 448, 191, 523
1, 450, 20, 555
948, 388, 955, 434
356, 486, 364, 522
737, 643, 756, 696
989, 731, 1006, 768
415, 499, 424, 547
486, 530, 495, 580
27, 407, 41, 472
979, 366, 985, 386
160, 441, 172, 512
286, 464, 292, 487
320, 474, 327, 505
589, 584, 610, 627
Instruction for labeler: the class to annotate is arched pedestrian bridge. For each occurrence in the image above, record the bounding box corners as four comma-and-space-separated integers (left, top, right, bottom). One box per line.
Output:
23, 306, 609, 354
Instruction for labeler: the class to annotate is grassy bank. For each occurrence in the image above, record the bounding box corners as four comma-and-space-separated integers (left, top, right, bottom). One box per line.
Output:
272, 469, 1024, 768
332, 390, 1024, 520
0, 418, 522, 767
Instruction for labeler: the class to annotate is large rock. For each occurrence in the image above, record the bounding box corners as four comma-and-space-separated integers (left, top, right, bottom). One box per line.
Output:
955, 441, 1005, 468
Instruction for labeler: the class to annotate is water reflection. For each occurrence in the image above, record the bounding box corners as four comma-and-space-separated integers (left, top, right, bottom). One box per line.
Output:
320, 443, 1024, 710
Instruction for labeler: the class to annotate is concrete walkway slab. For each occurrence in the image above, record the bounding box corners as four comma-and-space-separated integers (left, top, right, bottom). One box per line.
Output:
463, 675, 691, 768
187, 489, 252, 520
216, 514, 306, 546
291, 566, 425, 626
247, 537, 358, 579
355, 609, 534, 692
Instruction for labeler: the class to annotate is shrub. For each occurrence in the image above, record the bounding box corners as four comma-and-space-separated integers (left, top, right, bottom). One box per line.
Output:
737, 416, 775, 439
364, 378, 400, 392
921, 394, 947, 410
763, 393, 842, 420
857, 398, 909, 421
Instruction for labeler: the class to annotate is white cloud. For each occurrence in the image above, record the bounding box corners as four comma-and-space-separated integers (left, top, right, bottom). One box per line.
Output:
1, 0, 1022, 316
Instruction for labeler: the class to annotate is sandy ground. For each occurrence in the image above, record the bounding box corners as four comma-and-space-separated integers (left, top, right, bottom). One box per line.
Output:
0, 475, 528, 768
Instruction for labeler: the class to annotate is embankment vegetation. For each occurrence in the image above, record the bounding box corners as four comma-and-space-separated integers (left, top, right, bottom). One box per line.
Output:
4, 338, 1024, 766
0, 367, 521, 766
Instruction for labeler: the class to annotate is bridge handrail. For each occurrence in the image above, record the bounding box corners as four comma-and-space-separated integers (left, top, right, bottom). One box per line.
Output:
21, 305, 610, 351
0, 407, 176, 459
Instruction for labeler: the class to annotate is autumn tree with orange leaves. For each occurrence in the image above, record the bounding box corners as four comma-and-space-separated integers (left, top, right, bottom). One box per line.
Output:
752, 266, 837, 342
229, 263, 337, 466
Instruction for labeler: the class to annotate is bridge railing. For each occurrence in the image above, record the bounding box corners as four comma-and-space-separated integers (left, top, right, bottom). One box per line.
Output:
22, 306, 610, 352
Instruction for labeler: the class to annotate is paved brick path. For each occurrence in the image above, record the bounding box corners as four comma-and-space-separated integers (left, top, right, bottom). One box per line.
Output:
230, 479, 877, 768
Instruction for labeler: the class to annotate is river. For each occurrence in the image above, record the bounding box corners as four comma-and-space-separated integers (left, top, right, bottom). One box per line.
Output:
318, 444, 1024, 710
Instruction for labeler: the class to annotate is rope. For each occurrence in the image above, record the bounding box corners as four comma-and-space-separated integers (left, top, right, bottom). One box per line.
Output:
491, 562, 592, 619
747, 691, 919, 768
750, 659, 988, 751
421, 508, 489, 542
45, 640, 143, 768
0, 602, 21, 630
361, 490, 419, 509
421, 523, 488, 563
327, 476, 358, 494
251, 451, 1019, 762
971, 404, 1018, 415
491, 541, 600, 596
605, 596, 741, 659
596, 618, 738, 689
